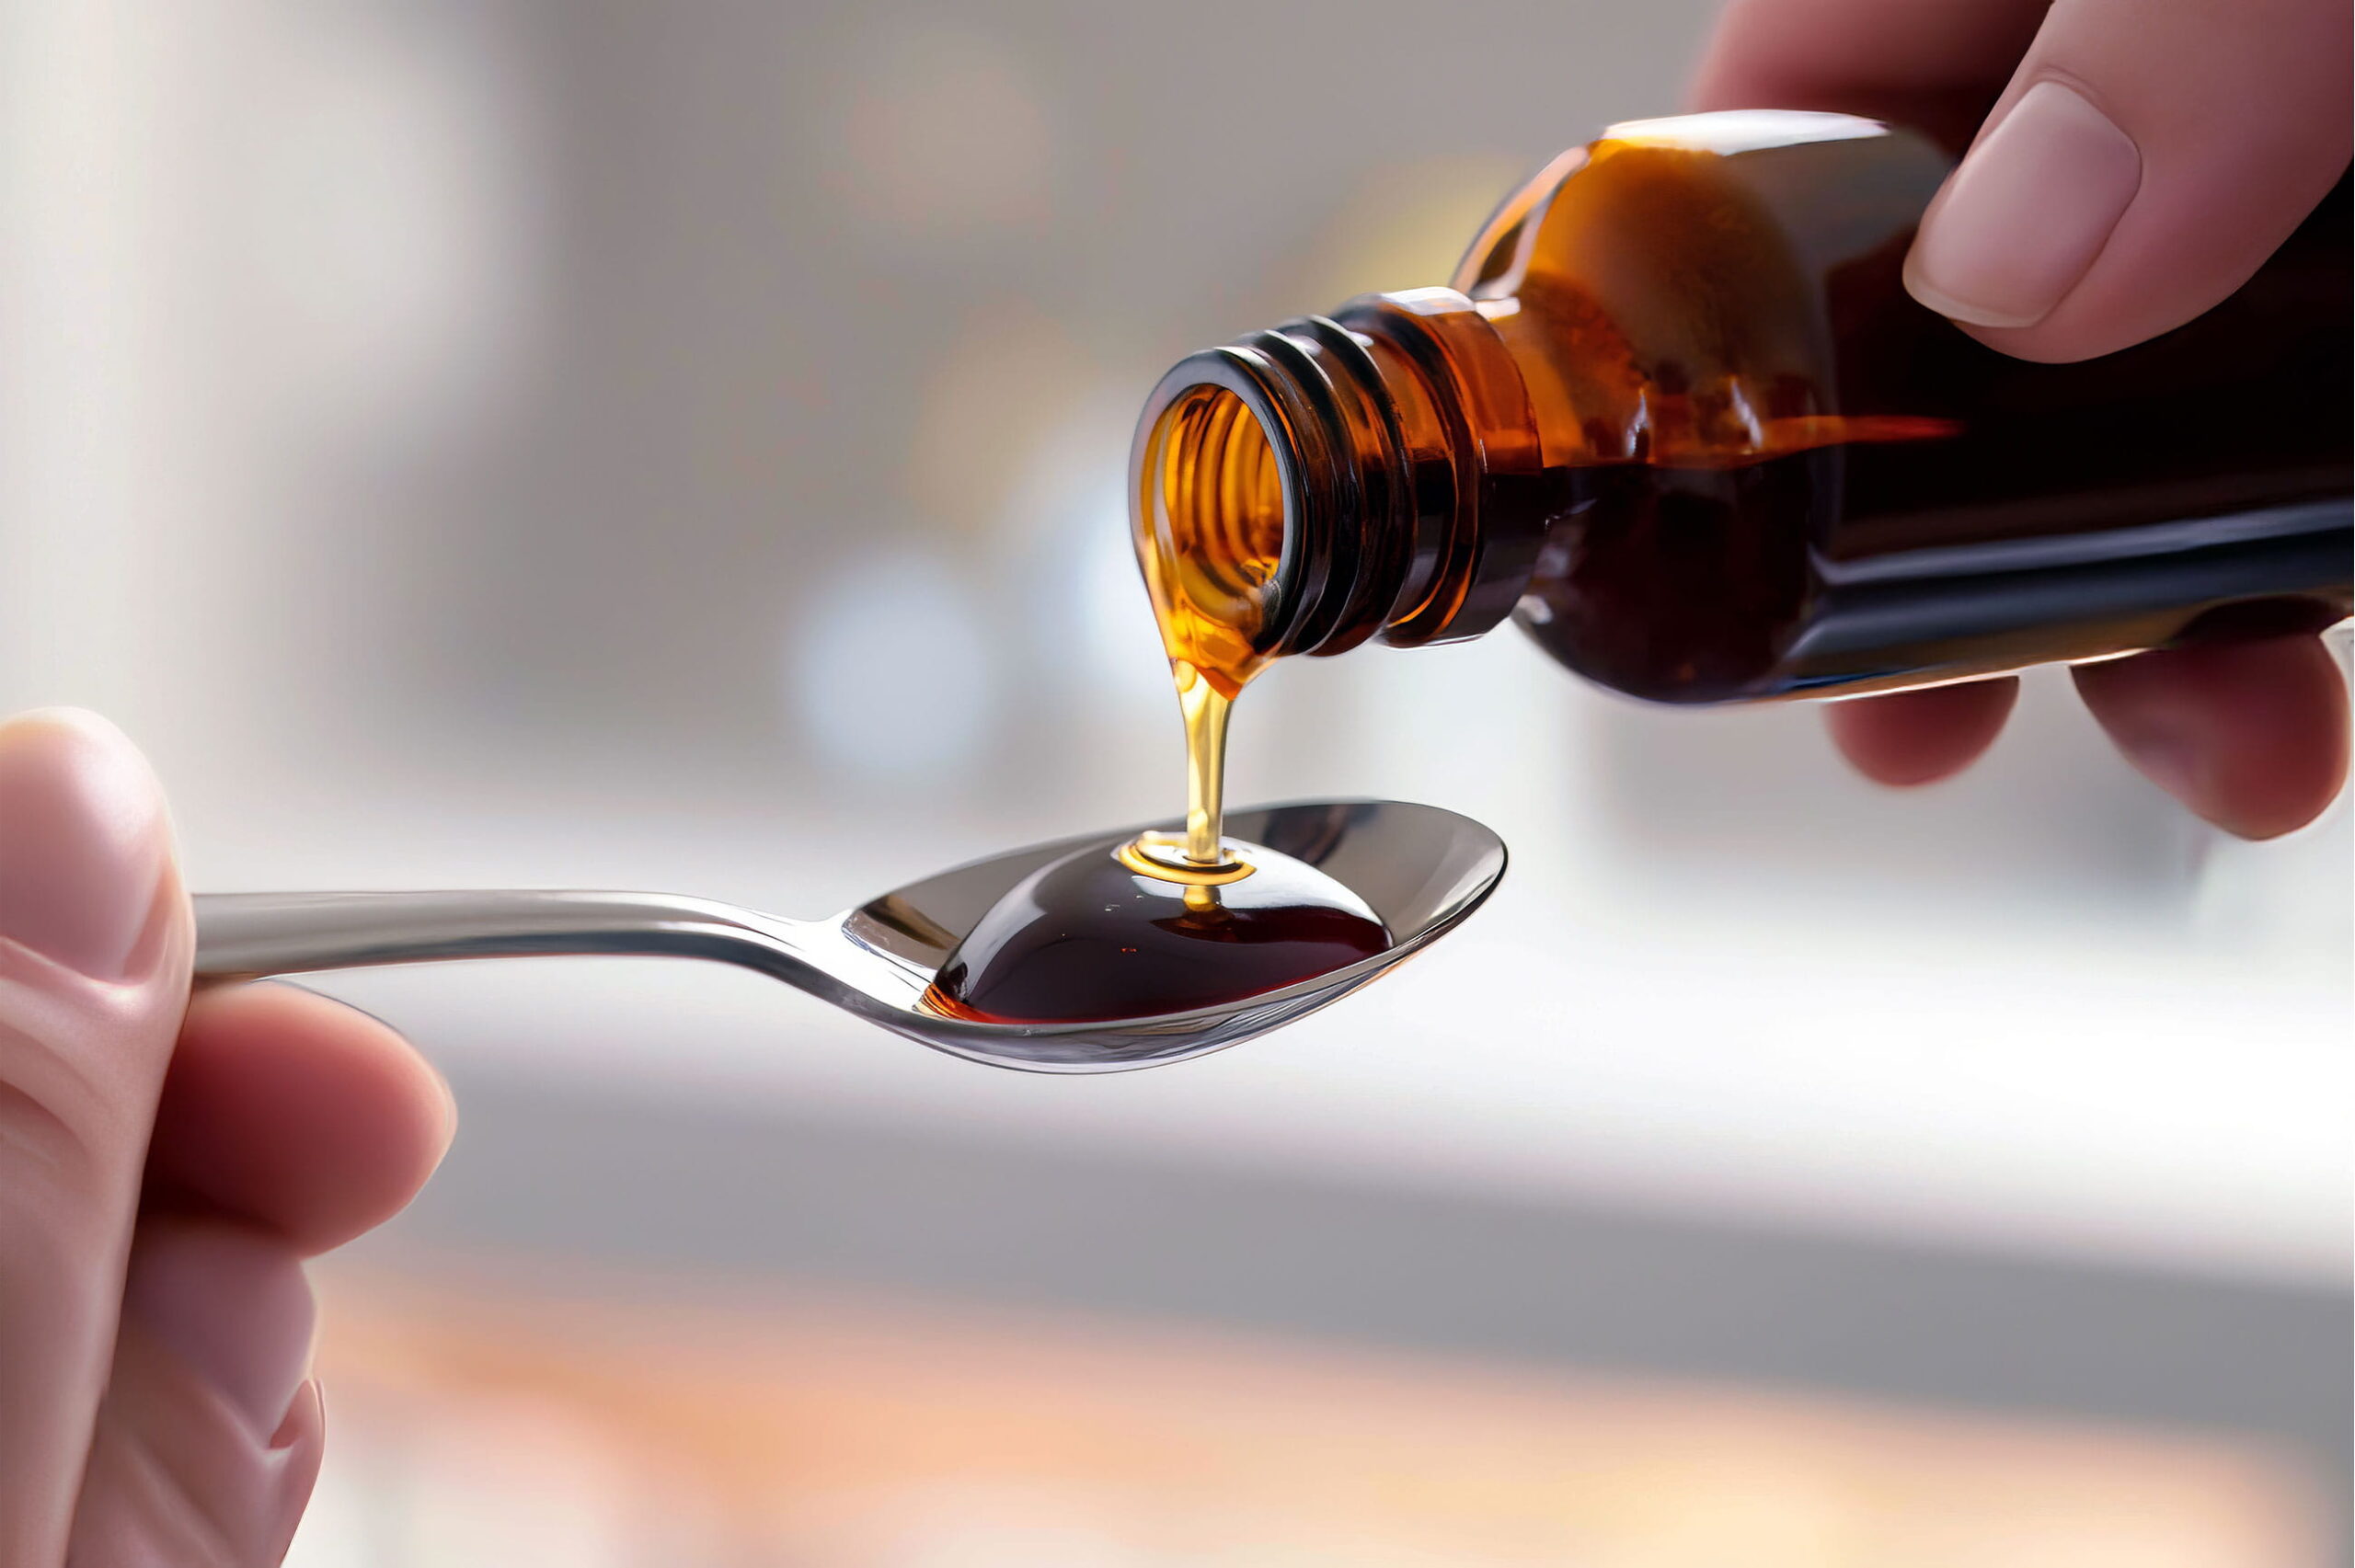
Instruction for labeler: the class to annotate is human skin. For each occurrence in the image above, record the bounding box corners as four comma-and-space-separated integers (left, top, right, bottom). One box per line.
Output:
0, 710, 453, 1563
1691, 0, 2352, 839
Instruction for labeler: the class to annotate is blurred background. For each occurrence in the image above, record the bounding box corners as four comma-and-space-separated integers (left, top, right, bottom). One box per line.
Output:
2, 0, 2348, 1562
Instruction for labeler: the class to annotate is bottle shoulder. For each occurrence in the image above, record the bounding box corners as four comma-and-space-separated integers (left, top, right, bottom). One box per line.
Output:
1453, 114, 1951, 470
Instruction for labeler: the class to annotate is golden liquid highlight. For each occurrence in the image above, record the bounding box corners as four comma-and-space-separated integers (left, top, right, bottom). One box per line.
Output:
1131, 383, 1285, 884
1174, 662, 1231, 865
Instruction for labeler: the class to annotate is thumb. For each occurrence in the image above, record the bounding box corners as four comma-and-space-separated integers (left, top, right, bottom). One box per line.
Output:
0, 709, 187, 1563
1903, 0, 2350, 361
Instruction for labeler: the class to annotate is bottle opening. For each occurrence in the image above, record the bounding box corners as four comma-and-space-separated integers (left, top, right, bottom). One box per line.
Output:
1133, 383, 1286, 695
1133, 300, 1554, 675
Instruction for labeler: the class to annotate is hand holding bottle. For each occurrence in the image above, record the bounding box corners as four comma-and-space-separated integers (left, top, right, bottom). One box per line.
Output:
0, 711, 452, 1563
1693, 0, 2351, 837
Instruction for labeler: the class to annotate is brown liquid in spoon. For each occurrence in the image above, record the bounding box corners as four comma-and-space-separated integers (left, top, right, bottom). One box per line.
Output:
925, 392, 1393, 1025
925, 840, 1390, 1024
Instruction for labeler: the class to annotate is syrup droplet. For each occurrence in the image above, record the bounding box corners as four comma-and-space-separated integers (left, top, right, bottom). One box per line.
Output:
925, 839, 1392, 1024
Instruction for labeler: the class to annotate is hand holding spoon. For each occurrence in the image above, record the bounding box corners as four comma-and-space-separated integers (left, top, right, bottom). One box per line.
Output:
195, 799, 1504, 1074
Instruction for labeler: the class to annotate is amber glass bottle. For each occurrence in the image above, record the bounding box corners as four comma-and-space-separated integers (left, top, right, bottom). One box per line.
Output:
1132, 111, 2352, 704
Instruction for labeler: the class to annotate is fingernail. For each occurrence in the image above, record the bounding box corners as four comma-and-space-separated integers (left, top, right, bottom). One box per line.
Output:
0, 709, 169, 979
1906, 81, 2142, 329
123, 1223, 316, 1439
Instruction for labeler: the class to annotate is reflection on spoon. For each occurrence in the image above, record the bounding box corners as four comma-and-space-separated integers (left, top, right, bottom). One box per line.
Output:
192, 799, 1506, 1075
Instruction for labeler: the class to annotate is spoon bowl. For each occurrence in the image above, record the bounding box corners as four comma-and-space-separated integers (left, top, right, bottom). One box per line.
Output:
195, 798, 1506, 1073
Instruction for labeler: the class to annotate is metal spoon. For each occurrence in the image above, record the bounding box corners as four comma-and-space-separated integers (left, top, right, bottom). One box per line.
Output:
195, 798, 1505, 1074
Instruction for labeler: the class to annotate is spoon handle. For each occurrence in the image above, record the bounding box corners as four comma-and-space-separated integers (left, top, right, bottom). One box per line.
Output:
193, 890, 808, 983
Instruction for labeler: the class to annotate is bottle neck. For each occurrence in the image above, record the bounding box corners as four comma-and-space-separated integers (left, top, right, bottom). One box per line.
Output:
1131, 288, 1550, 663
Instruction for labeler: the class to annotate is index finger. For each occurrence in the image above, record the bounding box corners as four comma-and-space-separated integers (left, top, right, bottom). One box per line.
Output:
144, 984, 455, 1254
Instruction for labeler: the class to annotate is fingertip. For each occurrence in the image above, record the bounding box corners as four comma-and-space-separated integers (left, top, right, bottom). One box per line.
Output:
1825, 677, 2021, 786
151, 984, 454, 1253
1917, 0, 2350, 364
1903, 81, 2144, 341
2074, 637, 2350, 840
